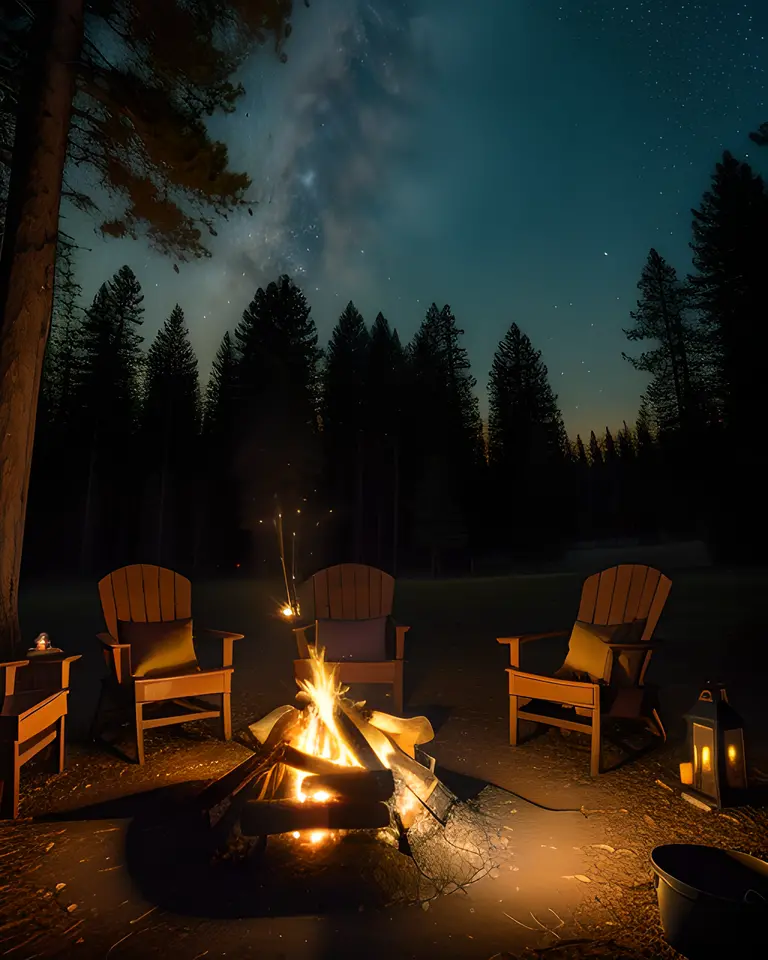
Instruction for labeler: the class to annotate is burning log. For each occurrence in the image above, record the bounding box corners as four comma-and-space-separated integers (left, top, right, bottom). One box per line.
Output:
248, 705, 297, 746
280, 744, 351, 777
366, 711, 434, 759
197, 750, 278, 827
301, 769, 394, 803
338, 702, 455, 823
333, 702, 387, 771
248, 704, 305, 751
240, 798, 391, 836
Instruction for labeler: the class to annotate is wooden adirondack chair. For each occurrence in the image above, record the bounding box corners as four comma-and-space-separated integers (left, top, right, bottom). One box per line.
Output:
497, 564, 671, 776
293, 563, 409, 714
1, 653, 80, 818
92, 564, 243, 764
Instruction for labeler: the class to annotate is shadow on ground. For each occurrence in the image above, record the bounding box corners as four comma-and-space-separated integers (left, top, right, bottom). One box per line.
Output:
36, 778, 454, 920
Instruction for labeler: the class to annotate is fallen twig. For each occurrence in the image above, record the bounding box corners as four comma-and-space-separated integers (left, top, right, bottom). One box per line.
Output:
105, 932, 133, 957
503, 912, 536, 931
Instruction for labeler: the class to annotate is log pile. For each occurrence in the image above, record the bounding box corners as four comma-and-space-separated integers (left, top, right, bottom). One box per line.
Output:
198, 690, 456, 850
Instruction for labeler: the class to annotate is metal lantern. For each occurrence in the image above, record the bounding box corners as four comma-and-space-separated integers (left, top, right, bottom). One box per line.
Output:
680, 684, 747, 808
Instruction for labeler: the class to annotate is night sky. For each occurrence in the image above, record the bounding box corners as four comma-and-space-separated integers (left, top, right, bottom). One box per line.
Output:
67, 0, 768, 440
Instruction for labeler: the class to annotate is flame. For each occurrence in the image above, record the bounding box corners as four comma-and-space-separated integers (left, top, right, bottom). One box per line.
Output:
281, 605, 294, 618
290, 646, 361, 843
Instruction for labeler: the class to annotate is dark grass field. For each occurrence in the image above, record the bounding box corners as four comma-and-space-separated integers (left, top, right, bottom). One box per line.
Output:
3, 564, 768, 959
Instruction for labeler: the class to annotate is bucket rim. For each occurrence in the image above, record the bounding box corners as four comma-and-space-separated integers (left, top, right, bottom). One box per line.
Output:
651, 844, 768, 906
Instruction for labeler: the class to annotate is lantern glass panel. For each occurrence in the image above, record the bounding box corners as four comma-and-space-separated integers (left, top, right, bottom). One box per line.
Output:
723, 728, 747, 790
693, 723, 717, 798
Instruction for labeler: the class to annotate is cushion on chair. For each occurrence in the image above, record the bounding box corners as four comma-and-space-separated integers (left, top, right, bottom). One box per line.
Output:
558, 620, 648, 686
315, 617, 389, 662
117, 618, 198, 679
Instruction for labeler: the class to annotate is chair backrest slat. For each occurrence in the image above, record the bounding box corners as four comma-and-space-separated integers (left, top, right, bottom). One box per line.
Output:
577, 564, 671, 641
310, 564, 395, 620
607, 564, 633, 622
591, 566, 617, 624
99, 564, 192, 638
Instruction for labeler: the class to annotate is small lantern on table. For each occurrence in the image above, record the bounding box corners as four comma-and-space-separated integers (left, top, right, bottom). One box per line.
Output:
680, 684, 747, 809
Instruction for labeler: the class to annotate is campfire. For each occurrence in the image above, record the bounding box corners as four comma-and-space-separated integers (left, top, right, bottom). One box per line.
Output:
203, 647, 455, 860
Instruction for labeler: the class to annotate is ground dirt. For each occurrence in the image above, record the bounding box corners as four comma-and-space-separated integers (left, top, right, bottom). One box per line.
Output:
2, 569, 768, 959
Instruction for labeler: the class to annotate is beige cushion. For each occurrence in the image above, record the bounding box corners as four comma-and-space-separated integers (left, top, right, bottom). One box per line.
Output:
315, 617, 388, 662
558, 621, 613, 683
559, 620, 648, 687
117, 618, 198, 679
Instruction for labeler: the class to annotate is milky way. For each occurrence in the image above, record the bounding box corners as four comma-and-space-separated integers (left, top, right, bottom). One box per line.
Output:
70, 0, 768, 439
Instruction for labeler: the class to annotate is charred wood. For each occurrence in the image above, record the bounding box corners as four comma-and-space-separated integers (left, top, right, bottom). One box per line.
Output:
240, 798, 391, 837
302, 769, 394, 803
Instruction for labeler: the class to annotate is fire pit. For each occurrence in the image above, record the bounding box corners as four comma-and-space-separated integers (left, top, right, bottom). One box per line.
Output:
205, 647, 453, 849
192, 647, 503, 910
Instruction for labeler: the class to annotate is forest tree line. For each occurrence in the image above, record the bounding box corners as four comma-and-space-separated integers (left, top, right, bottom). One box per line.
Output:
25, 143, 768, 577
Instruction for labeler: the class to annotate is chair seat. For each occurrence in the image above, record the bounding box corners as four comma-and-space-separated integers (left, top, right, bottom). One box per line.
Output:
131, 664, 203, 681
0, 690, 67, 736
519, 698, 595, 723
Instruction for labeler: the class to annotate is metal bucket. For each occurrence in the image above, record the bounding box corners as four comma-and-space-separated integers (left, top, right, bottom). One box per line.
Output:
651, 844, 768, 959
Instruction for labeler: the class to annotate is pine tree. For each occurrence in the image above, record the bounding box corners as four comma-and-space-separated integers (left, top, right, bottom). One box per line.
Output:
366, 312, 407, 570
617, 422, 635, 461
321, 301, 370, 561
140, 305, 200, 567
688, 152, 768, 437
367, 312, 406, 441
688, 151, 768, 559
74, 266, 145, 439
574, 434, 588, 467
200, 331, 240, 571
204, 331, 238, 439
629, 400, 659, 537
588, 430, 603, 466
488, 323, 565, 469
572, 433, 591, 538
487, 322, 567, 549
234, 275, 320, 558
407, 304, 483, 571
623, 249, 702, 435
72, 265, 145, 570
142, 306, 200, 440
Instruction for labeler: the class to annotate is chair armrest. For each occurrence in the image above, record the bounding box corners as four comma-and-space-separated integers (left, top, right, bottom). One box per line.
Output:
497, 630, 569, 668
0, 660, 29, 696
96, 632, 130, 685
97, 631, 127, 648
394, 624, 410, 660
197, 628, 244, 669
17, 654, 81, 694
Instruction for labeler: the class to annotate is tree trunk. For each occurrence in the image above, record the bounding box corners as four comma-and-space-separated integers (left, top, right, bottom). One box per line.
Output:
0, 0, 85, 657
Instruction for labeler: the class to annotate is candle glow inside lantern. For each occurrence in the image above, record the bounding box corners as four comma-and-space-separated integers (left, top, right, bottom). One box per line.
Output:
681, 684, 747, 808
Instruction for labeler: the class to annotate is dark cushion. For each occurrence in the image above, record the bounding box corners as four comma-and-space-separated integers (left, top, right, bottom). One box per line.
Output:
315, 617, 389, 662
117, 617, 198, 679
